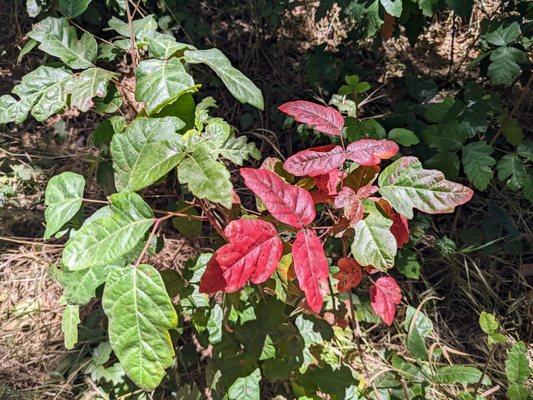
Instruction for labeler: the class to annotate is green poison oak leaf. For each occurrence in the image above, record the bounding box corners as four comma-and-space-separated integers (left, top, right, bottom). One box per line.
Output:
283, 145, 346, 177
345, 139, 399, 166
292, 228, 329, 313
376, 198, 409, 248
240, 167, 316, 228
209, 218, 283, 292
278, 100, 344, 137
334, 257, 363, 292
378, 156, 473, 219
59, 0, 92, 18
370, 276, 402, 325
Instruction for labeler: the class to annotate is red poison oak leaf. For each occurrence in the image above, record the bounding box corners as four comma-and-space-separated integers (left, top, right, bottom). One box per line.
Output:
292, 229, 329, 313
283, 145, 346, 177
376, 199, 409, 248
370, 276, 402, 326
199, 257, 226, 294
314, 168, 342, 195
333, 186, 364, 224
345, 139, 399, 166
215, 219, 283, 291
334, 257, 363, 292
240, 168, 316, 228
278, 100, 344, 137
356, 185, 379, 199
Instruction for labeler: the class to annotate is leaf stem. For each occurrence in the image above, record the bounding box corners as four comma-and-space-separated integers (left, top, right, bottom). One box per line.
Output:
133, 214, 173, 268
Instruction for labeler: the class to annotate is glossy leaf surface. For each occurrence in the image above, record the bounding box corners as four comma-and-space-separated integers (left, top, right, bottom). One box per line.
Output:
278, 100, 344, 136
345, 139, 399, 166
283, 145, 345, 177
370, 276, 402, 325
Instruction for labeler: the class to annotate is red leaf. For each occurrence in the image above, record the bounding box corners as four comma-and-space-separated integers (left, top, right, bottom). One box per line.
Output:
283, 145, 346, 177
215, 219, 283, 291
241, 168, 316, 228
314, 168, 342, 195
345, 139, 399, 166
292, 229, 329, 313
376, 199, 409, 248
333, 186, 364, 224
278, 100, 344, 137
334, 257, 363, 292
199, 257, 226, 294
370, 276, 402, 326
356, 185, 379, 199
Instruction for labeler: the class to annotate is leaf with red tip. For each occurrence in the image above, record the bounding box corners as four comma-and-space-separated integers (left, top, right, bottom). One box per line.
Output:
215, 219, 283, 291
292, 229, 329, 313
278, 100, 344, 137
356, 185, 379, 199
240, 168, 316, 228
334, 257, 363, 292
376, 199, 409, 248
314, 168, 342, 195
199, 257, 226, 294
345, 139, 399, 166
370, 276, 402, 326
284, 145, 346, 177
333, 186, 364, 224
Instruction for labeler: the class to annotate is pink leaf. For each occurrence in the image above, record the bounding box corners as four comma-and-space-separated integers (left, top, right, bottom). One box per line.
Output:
333, 186, 364, 224
376, 199, 409, 248
283, 145, 346, 177
334, 257, 363, 292
345, 139, 399, 166
356, 185, 379, 199
278, 100, 344, 137
370, 276, 402, 326
199, 257, 226, 294
292, 229, 329, 313
241, 168, 316, 228
314, 168, 342, 195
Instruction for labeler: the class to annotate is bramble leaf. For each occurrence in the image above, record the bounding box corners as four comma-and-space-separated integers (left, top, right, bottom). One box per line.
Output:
278, 100, 344, 136
488, 47, 527, 86
178, 143, 233, 208
292, 228, 329, 313
351, 202, 397, 270
370, 276, 402, 326
135, 58, 196, 114
111, 117, 185, 191
345, 139, 399, 166
44, 171, 85, 239
497, 154, 527, 191
213, 219, 283, 292
102, 264, 177, 390
184, 48, 264, 110
240, 168, 316, 228
483, 22, 521, 47
62, 192, 154, 270
28, 17, 97, 69
283, 145, 345, 177
378, 156, 473, 219
462, 141, 496, 191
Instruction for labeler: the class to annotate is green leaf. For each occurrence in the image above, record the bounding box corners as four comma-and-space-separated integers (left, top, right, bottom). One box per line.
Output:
345, 117, 386, 140
142, 30, 191, 59
26, 0, 42, 17
423, 122, 469, 152
92, 115, 126, 148
59, 0, 91, 18
177, 143, 233, 208
391, 353, 425, 382
67, 67, 115, 112
102, 264, 178, 390
107, 15, 157, 38
462, 141, 496, 191
497, 154, 527, 191
12, 65, 72, 121
172, 200, 201, 239
478, 311, 498, 334
18, 38, 38, 64
507, 383, 530, 400
111, 116, 186, 191
62, 304, 80, 350
0, 95, 31, 124
434, 365, 484, 385
483, 22, 521, 46
184, 48, 264, 110
228, 368, 261, 400
378, 156, 473, 219
488, 47, 527, 86
44, 172, 85, 239
403, 305, 433, 360
351, 202, 397, 270
53, 263, 116, 305
505, 342, 530, 384
497, 116, 524, 146
388, 128, 419, 146
445, 0, 472, 17
418, 0, 440, 16
135, 58, 197, 114
424, 152, 460, 181
28, 17, 97, 69
92, 341, 112, 365
62, 192, 154, 270
207, 304, 223, 344
217, 135, 260, 166
380, 0, 402, 17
